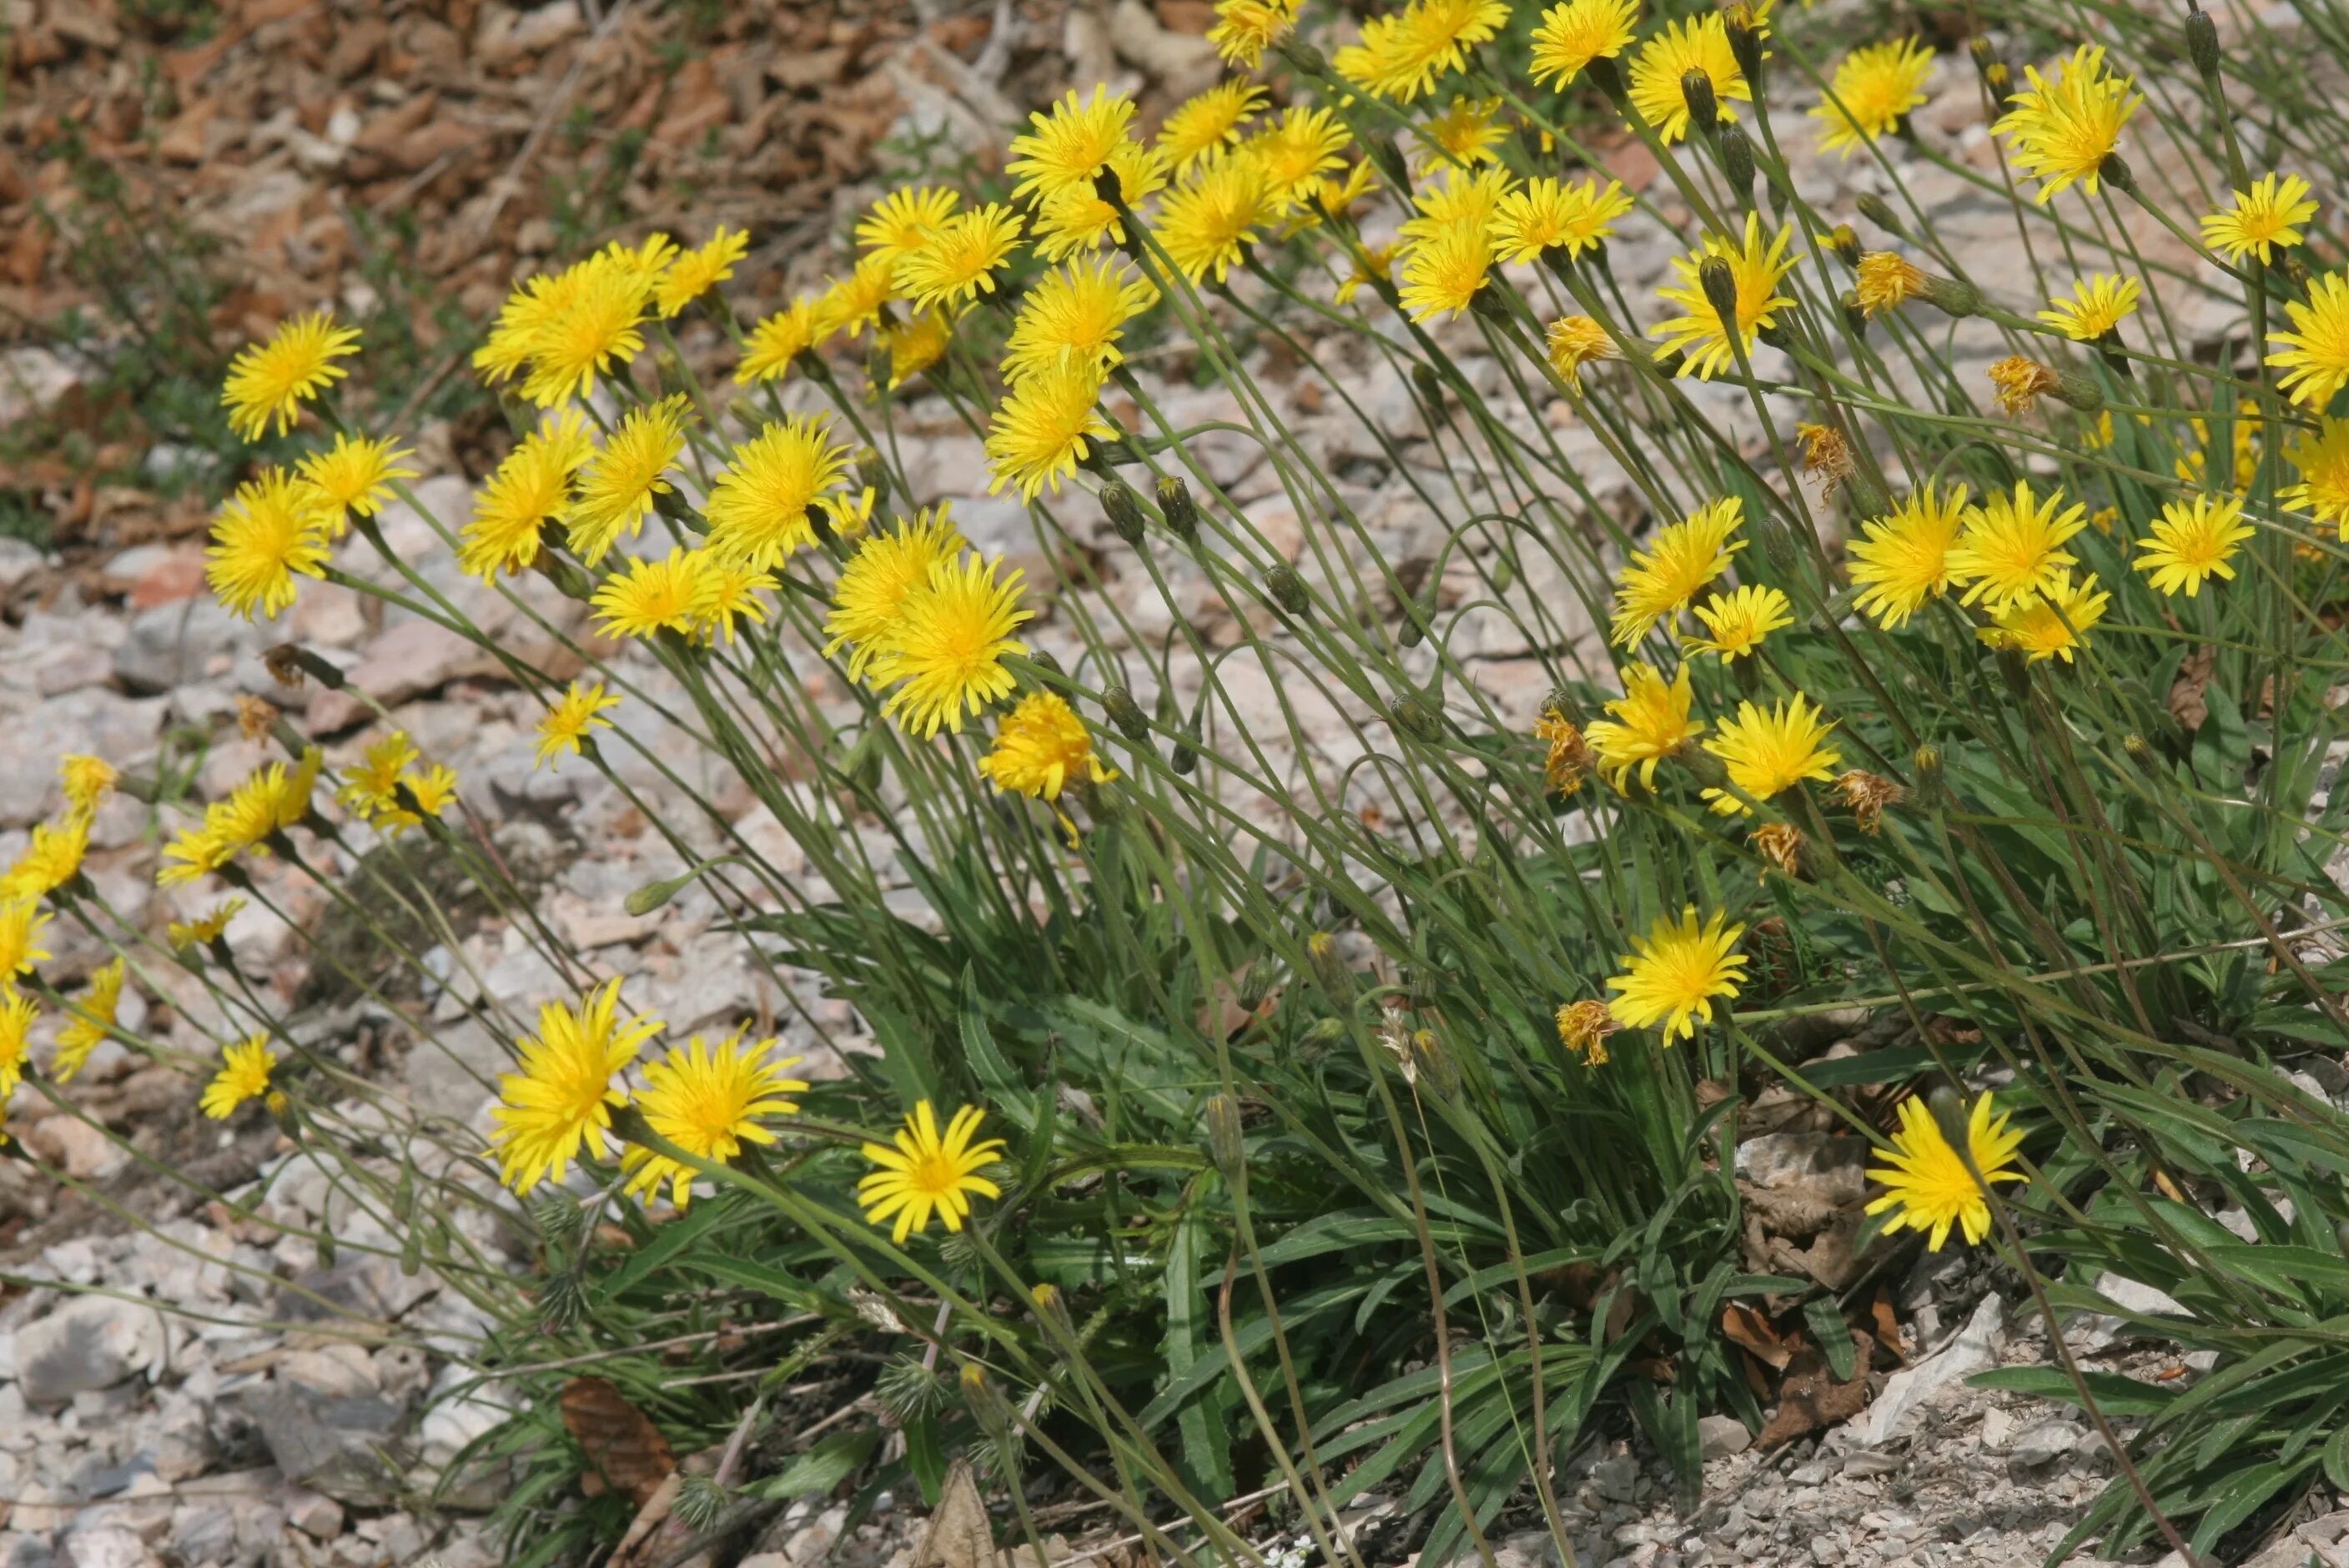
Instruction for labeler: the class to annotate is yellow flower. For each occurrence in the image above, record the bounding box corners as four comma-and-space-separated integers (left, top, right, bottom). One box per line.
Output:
1993, 44, 2142, 204
536, 681, 621, 768
296, 433, 415, 535
1978, 572, 2110, 663
1685, 584, 1793, 661
1848, 483, 1967, 630
0, 899, 49, 986
736, 297, 822, 385
0, 991, 30, 1098
1553, 998, 1618, 1064
1003, 258, 1158, 384
1209, 0, 1300, 67
985, 361, 1112, 501
157, 822, 230, 888
206, 469, 333, 621
1159, 81, 1268, 171
1396, 220, 1495, 321
1854, 252, 1928, 317
1157, 158, 1280, 284
881, 309, 957, 389
2, 817, 88, 904
826, 508, 971, 681
220, 311, 361, 440
1528, 0, 1637, 88
2038, 274, 2141, 341
1400, 164, 1514, 244
475, 260, 614, 388
1610, 495, 1745, 646
655, 224, 749, 317
1586, 662, 1705, 790
857, 188, 961, 268
1605, 906, 1748, 1043
2270, 270, 2349, 410
457, 410, 592, 580
52, 957, 123, 1083
337, 732, 426, 832
2201, 173, 2317, 265
814, 254, 899, 343
1314, 160, 1381, 223
1987, 354, 2060, 415
1650, 214, 1798, 379
592, 548, 713, 641
1008, 87, 1139, 204
571, 395, 694, 565
1547, 315, 1617, 384
518, 254, 654, 408
168, 897, 245, 950
490, 980, 661, 1195
897, 204, 1025, 314
59, 755, 115, 821
2135, 495, 2253, 597
1537, 707, 1592, 795
1245, 108, 1354, 205
1811, 38, 1934, 157
1864, 1092, 2025, 1250
1491, 176, 1632, 263
1413, 97, 1508, 173
1702, 693, 1841, 815
870, 552, 1034, 737
858, 1101, 1008, 1242
1948, 480, 2087, 611
704, 415, 854, 570
978, 692, 1115, 802
689, 554, 777, 645
1627, 14, 1748, 143
1336, 242, 1398, 305
620, 1028, 809, 1209
2284, 417, 2349, 535
1332, 0, 1511, 102
201, 1035, 278, 1120
1031, 142, 1170, 261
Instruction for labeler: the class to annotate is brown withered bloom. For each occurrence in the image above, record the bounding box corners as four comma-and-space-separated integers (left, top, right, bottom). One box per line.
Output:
235, 696, 280, 743
1988, 355, 2060, 415
1832, 768, 1907, 833
1535, 706, 1592, 796
1554, 999, 1618, 1066
1794, 421, 1855, 500
1751, 821, 1804, 877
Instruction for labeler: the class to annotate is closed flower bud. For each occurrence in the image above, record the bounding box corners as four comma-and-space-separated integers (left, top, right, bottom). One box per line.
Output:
1723, 7, 1764, 87
1399, 580, 1436, 646
1585, 53, 1630, 107
1275, 35, 1330, 76
2099, 151, 2136, 196
1854, 193, 1903, 237
1828, 224, 1860, 265
1919, 274, 1983, 319
1913, 744, 1946, 812
1698, 255, 1741, 326
1268, 564, 1310, 616
1411, 363, 1445, 408
1100, 478, 1148, 545
1393, 693, 1441, 741
1719, 123, 1758, 203
1092, 163, 1126, 206
2123, 732, 2162, 776
1171, 706, 1202, 774
1103, 685, 1151, 742
1030, 1283, 1073, 1332
856, 450, 892, 510
1927, 1085, 1974, 1166
1841, 289, 1868, 334
1680, 68, 1718, 134
626, 864, 709, 916
960, 1362, 1013, 1438
1029, 648, 1072, 695
2186, 7, 2221, 81
1202, 1093, 1247, 1187
265, 643, 347, 690
1365, 133, 1411, 193
1306, 931, 1356, 1008
1155, 475, 1200, 545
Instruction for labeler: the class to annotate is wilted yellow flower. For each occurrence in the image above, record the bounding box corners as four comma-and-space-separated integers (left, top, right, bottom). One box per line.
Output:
2202, 173, 2317, 265
1831, 770, 1906, 834
1554, 998, 1618, 1064
1536, 707, 1592, 795
1993, 44, 2142, 204
1751, 822, 1804, 877
1866, 1092, 2025, 1249
1605, 906, 1748, 1043
1651, 215, 1798, 379
1703, 693, 1841, 815
1812, 38, 1934, 157
1988, 354, 2060, 415
1547, 315, 1617, 384
2135, 495, 2254, 597
221, 312, 360, 440
1587, 662, 1705, 790
1854, 252, 1928, 317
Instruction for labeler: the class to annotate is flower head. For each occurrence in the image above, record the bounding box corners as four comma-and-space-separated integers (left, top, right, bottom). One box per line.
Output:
571, 395, 694, 565
2135, 495, 2254, 597
1003, 258, 1157, 385
1492, 177, 1632, 263
1628, 15, 1748, 143
1848, 483, 1967, 629
2270, 271, 2349, 410
1554, 999, 1618, 1064
1209, 0, 1299, 67
201, 1035, 278, 1120
1854, 252, 1928, 317
1606, 906, 1748, 1042
881, 309, 957, 389
457, 410, 592, 580
1865, 1092, 2025, 1249
1610, 495, 1745, 646
1159, 81, 1267, 171
1529, 0, 1637, 88
1031, 142, 1169, 260
621, 1028, 809, 1209
1948, 480, 2088, 611
1413, 97, 1509, 173
3, 817, 88, 904
59, 756, 115, 821
169, 898, 245, 950
1831, 770, 1906, 833
207, 470, 333, 621
2038, 274, 2141, 341
490, 980, 661, 1194
1988, 354, 2060, 415
1008, 88, 1139, 204
1158, 159, 1280, 284
858, 188, 962, 267
1978, 571, 2110, 663
0, 899, 48, 988
979, 692, 1115, 802
870, 553, 1034, 737
2285, 417, 2349, 535
858, 1102, 1008, 1242
536, 681, 622, 769
297, 434, 415, 535
1547, 315, 1617, 384
1587, 662, 1705, 790
689, 554, 776, 646
825, 509, 971, 680
704, 415, 854, 570
1702, 692, 1841, 815
1812, 38, 1934, 157
221, 312, 360, 440
1686, 584, 1793, 660
1396, 219, 1496, 320
53, 957, 123, 1083
1650, 214, 1798, 379
2202, 173, 2317, 265
1332, 0, 1510, 102
1537, 707, 1592, 795
1245, 108, 1354, 204
737, 297, 822, 385
656, 224, 750, 317
517, 254, 654, 407
897, 204, 1025, 313
985, 362, 1112, 500
593, 549, 714, 641
1993, 44, 2142, 204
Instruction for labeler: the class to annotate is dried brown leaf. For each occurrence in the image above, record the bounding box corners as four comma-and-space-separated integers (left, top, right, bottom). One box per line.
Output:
561, 1376, 675, 1507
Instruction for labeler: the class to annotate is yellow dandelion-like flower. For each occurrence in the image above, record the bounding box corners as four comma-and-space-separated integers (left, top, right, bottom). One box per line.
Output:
897, 204, 1026, 314
1854, 252, 1928, 317
858, 187, 962, 268
858, 1101, 1008, 1243
1977, 571, 2110, 663
985, 361, 1112, 501
2038, 274, 2141, 341
1245, 108, 1354, 205
206, 469, 333, 621
1811, 38, 1934, 157
490, 980, 661, 1195
813, 254, 899, 345
157, 822, 230, 888
456, 410, 592, 581
825, 508, 971, 681
1865, 1092, 2025, 1250
220, 312, 361, 441
296, 433, 416, 535
592, 549, 712, 641
655, 224, 750, 317
1008, 87, 1140, 205
1847, 483, 1967, 630
52, 957, 123, 1084
570, 395, 694, 565
880, 309, 957, 389
1988, 354, 2060, 415
1209, 0, 1300, 68
1610, 495, 1745, 646
0, 992, 35, 1099
200, 1035, 278, 1120
1586, 661, 1705, 791
1159, 81, 1268, 171
2202, 173, 2317, 265
168, 897, 245, 950
704, 415, 854, 570
518, 255, 654, 408
1335, 241, 1397, 305
1702, 692, 1841, 816
736, 297, 822, 385
536, 681, 621, 769
978, 691, 1116, 803
1627, 14, 1748, 143
2269, 270, 2349, 410
1992, 44, 2142, 204
1400, 164, 1515, 244
620, 1028, 809, 1209
1651, 214, 1798, 379
1157, 158, 1280, 284
1314, 159, 1381, 223
2, 817, 88, 904
1396, 219, 1496, 321
1948, 480, 2087, 611
1685, 584, 1793, 661
1529, 0, 1637, 88
870, 552, 1034, 738
1605, 906, 1748, 1043
1412, 97, 1509, 173
1547, 315, 1617, 384
1003, 258, 1158, 384
1554, 998, 1619, 1065
2284, 417, 2349, 535
60, 755, 115, 822
689, 554, 777, 646
1031, 141, 1170, 261
1492, 176, 1633, 263
337, 732, 423, 832
2135, 495, 2253, 597
1332, 0, 1511, 103
0, 899, 51, 986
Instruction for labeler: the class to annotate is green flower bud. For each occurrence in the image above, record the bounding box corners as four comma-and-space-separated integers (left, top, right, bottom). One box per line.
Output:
1681, 68, 1719, 135
1723, 8, 1764, 89
1268, 563, 1310, 616
2099, 151, 2136, 196
1828, 224, 1860, 265
1854, 193, 1903, 237
1912, 744, 1946, 812
1155, 475, 1200, 545
1102, 685, 1151, 742
1719, 123, 1758, 203
2186, 8, 2221, 82
1698, 255, 1741, 325
1393, 693, 1442, 741
1306, 931, 1356, 1008
1411, 363, 1445, 409
1202, 1093, 1247, 1188
1100, 478, 1148, 546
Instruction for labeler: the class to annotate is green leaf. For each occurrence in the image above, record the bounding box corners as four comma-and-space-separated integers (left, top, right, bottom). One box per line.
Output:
1967, 1366, 2177, 1416
1805, 1296, 1856, 1381
752, 1430, 881, 1500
